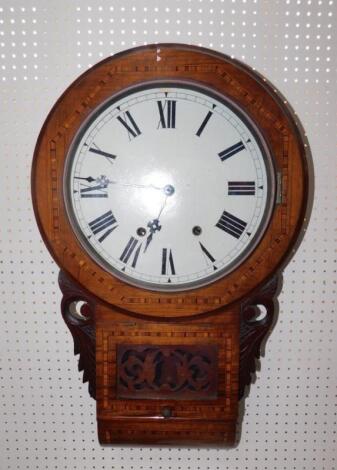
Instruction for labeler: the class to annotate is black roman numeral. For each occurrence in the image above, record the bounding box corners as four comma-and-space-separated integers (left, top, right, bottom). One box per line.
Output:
199, 242, 216, 263
157, 100, 176, 129
228, 181, 256, 195
88, 146, 116, 160
80, 183, 108, 198
120, 237, 141, 268
216, 210, 247, 239
117, 111, 141, 139
161, 248, 176, 276
218, 141, 245, 162
196, 110, 213, 136
199, 242, 217, 270
88, 210, 117, 242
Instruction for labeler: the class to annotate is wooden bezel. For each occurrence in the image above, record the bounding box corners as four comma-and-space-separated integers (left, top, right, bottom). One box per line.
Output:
32, 44, 309, 318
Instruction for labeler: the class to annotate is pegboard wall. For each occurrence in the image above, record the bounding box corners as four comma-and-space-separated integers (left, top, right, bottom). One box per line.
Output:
0, 0, 336, 469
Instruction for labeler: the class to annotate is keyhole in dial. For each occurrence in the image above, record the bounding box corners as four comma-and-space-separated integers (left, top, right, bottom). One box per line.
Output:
137, 227, 146, 237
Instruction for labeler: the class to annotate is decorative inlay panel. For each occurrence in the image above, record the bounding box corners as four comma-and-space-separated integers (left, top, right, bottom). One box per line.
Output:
116, 344, 218, 400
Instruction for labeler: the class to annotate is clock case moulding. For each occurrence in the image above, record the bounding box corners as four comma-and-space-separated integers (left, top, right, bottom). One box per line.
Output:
31, 44, 312, 446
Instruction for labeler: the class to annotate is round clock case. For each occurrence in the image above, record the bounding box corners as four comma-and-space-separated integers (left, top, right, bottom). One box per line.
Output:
64, 81, 275, 292
32, 44, 310, 446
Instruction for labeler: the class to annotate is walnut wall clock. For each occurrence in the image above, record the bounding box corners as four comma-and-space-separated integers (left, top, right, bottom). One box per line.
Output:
31, 44, 310, 446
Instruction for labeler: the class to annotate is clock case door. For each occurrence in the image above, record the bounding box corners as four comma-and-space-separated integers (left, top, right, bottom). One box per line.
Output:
32, 44, 310, 446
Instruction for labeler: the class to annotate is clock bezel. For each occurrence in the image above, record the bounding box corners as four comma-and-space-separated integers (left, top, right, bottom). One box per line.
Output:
31, 43, 309, 317
63, 80, 277, 292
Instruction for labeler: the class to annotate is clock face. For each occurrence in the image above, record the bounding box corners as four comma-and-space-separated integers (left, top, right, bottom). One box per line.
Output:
64, 82, 275, 291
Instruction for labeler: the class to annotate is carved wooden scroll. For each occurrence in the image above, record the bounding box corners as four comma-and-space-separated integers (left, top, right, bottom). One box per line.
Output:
239, 275, 280, 399
59, 270, 96, 399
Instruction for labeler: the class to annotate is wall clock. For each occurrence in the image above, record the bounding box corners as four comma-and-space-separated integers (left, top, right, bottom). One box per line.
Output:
32, 44, 311, 446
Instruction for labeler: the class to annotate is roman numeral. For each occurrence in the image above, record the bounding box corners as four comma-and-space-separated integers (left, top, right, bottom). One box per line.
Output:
157, 100, 176, 128
120, 237, 141, 268
199, 242, 215, 263
199, 242, 217, 270
88, 210, 117, 242
228, 181, 256, 195
218, 141, 245, 162
80, 183, 108, 198
216, 210, 247, 239
88, 146, 116, 160
196, 110, 213, 136
161, 248, 176, 276
117, 111, 141, 139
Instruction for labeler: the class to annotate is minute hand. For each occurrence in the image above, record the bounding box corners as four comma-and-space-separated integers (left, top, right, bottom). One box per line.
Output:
108, 180, 164, 191
75, 175, 164, 191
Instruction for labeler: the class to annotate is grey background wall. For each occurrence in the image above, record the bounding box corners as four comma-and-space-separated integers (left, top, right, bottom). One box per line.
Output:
0, 1, 336, 469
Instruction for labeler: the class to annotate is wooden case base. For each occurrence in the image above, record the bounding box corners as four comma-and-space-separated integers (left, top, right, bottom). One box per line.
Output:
98, 418, 237, 446
96, 304, 239, 445
59, 270, 279, 446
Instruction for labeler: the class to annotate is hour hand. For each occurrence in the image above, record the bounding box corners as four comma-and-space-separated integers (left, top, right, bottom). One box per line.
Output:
74, 176, 96, 183
143, 219, 162, 252
74, 175, 109, 187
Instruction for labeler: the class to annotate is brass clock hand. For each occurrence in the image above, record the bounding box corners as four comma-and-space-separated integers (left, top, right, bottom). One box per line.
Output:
74, 176, 96, 183
143, 218, 162, 253
143, 194, 170, 253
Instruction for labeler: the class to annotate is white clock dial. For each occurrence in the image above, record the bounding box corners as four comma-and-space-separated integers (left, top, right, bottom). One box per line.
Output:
65, 83, 275, 291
